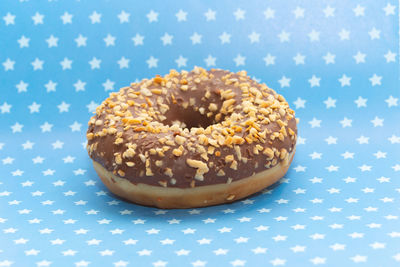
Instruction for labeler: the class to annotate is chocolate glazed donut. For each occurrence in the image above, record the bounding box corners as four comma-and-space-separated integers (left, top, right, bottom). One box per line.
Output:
87, 67, 297, 208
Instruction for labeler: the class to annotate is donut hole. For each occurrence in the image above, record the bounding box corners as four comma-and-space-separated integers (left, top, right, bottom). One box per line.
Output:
162, 103, 224, 130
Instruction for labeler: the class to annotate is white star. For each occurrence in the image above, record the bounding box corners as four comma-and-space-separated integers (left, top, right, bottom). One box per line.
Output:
309, 117, 321, 128
230, 259, 246, 267
338, 74, 351, 86
217, 227, 232, 233
344, 177, 357, 183
293, 53, 305, 65
362, 187, 375, 193
2, 157, 14, 165
2, 58, 15, 71
385, 95, 398, 107
341, 151, 354, 159
117, 10, 130, 23
254, 225, 269, 231
291, 224, 306, 230
392, 165, 400, 172
86, 101, 98, 113
22, 140, 34, 150
359, 164, 372, 172
340, 117, 352, 128
46, 35, 58, 48
11, 122, 23, 133
167, 218, 180, 224
291, 245, 306, 252
204, 55, 216, 67
175, 249, 190, 256
36, 260, 52, 267
74, 228, 89, 234
62, 249, 77, 256
89, 11, 101, 24
153, 260, 167, 267
132, 33, 144, 46
1, 102, 12, 113
99, 249, 114, 256
175, 9, 187, 22
60, 12, 73, 24
356, 135, 369, 144
14, 238, 29, 244
52, 140, 64, 149
114, 260, 129, 266
204, 9, 216, 21
117, 57, 129, 69
60, 57, 72, 70
272, 235, 287, 242
278, 76, 291, 88
330, 243, 346, 251
17, 35, 30, 48
188, 209, 201, 215
32, 12, 44, 25
293, 165, 306, 172
323, 97, 336, 108
371, 116, 383, 127
39, 228, 54, 234
353, 5, 365, 16
182, 228, 196, 234
323, 52, 335, 64
31, 58, 44, 70
197, 238, 212, 245
370, 242, 386, 249
75, 260, 90, 267
25, 249, 40, 256
293, 97, 306, 109
338, 28, 350, 40
310, 233, 325, 240
262, 54, 275, 66
292, 6, 305, 18
137, 249, 152, 256
388, 135, 400, 144
219, 32, 231, 44
102, 79, 114, 91
242, 199, 254, 204
45, 80, 57, 92
146, 10, 158, 23
132, 219, 145, 224
146, 56, 158, 68
384, 50, 397, 63
74, 34, 87, 47
122, 239, 137, 245
28, 102, 41, 113
73, 80, 86, 92
308, 75, 321, 87
104, 34, 116, 46
16, 80, 28, 93
3, 12, 16, 25
32, 190, 44, 196
309, 152, 322, 159
369, 74, 382, 86
308, 29, 320, 42
119, 209, 133, 215
354, 96, 367, 107
278, 30, 290, 42
310, 257, 326, 265
202, 218, 216, 224
270, 258, 286, 266
368, 27, 380, 40
191, 260, 206, 267
383, 3, 396, 15
350, 255, 367, 263
233, 8, 245, 20
310, 199, 323, 204
161, 33, 173, 45
257, 208, 271, 213
323, 5, 335, 17
264, 8, 275, 19
57, 101, 70, 112
233, 54, 246, 66
175, 55, 188, 68
89, 57, 101, 69
213, 248, 228, 255
146, 228, 160, 235
353, 51, 366, 63
248, 32, 260, 43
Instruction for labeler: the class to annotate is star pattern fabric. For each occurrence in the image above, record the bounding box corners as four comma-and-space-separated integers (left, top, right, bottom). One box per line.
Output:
0, 1, 399, 266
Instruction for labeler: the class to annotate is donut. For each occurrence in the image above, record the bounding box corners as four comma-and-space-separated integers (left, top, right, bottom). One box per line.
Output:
86, 67, 297, 208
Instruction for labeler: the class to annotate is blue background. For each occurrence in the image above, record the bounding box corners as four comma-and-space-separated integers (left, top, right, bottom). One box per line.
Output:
0, 0, 399, 266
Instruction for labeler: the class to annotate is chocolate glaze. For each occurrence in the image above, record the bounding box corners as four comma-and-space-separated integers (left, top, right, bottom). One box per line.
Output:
87, 68, 297, 189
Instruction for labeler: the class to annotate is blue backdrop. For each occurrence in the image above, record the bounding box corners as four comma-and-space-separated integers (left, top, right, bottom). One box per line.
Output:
0, 0, 399, 266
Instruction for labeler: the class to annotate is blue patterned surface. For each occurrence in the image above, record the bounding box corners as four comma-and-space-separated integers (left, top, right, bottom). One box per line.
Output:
0, 1, 399, 266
